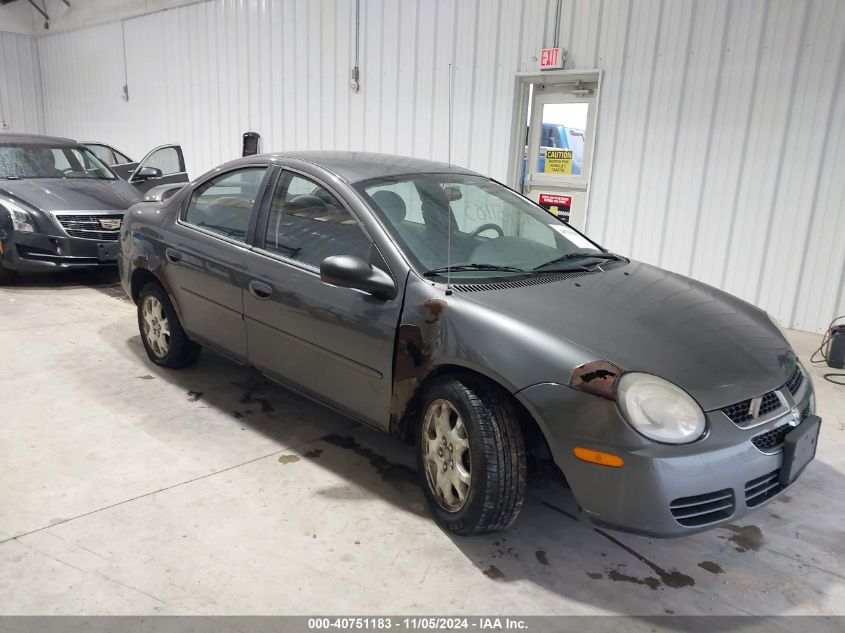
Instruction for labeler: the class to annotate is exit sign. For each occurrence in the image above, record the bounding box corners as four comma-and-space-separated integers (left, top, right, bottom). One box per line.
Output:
540, 47, 563, 70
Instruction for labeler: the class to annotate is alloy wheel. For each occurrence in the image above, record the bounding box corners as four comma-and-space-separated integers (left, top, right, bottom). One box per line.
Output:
422, 399, 472, 512
141, 295, 170, 358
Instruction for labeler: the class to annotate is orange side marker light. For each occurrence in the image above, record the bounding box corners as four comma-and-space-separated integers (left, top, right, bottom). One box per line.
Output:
573, 447, 624, 467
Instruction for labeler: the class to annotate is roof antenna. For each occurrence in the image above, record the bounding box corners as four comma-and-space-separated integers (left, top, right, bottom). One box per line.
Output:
446, 62, 453, 296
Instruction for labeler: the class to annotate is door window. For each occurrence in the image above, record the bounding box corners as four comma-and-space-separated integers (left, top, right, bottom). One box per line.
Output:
113, 149, 132, 164
536, 102, 588, 176
184, 167, 268, 242
263, 173, 372, 268
142, 146, 183, 175
86, 144, 116, 165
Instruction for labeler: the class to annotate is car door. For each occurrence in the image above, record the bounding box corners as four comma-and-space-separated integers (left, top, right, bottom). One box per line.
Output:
162, 165, 272, 362
242, 169, 403, 429
128, 144, 189, 193
84, 142, 139, 179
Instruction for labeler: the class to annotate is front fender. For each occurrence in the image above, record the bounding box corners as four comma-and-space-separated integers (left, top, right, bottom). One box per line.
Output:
389, 275, 601, 435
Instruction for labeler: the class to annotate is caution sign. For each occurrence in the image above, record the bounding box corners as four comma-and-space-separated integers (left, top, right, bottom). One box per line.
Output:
544, 149, 573, 175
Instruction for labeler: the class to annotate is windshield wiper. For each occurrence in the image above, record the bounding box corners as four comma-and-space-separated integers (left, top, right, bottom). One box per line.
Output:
533, 251, 626, 272
423, 263, 527, 277
0, 175, 22, 180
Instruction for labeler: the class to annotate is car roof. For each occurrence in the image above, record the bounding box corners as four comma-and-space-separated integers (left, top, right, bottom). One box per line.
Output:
232, 151, 481, 183
0, 133, 79, 146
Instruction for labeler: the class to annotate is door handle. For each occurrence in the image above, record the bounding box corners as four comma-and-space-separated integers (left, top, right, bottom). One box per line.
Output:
248, 280, 273, 300
165, 248, 182, 263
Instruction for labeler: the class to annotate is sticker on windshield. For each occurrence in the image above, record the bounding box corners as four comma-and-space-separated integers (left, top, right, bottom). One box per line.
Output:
551, 224, 594, 249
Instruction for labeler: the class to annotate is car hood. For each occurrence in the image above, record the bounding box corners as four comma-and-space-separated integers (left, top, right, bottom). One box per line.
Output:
459, 261, 795, 411
0, 178, 141, 212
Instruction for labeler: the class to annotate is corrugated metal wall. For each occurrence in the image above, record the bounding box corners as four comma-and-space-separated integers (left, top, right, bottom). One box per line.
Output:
25, 0, 845, 332
0, 31, 43, 134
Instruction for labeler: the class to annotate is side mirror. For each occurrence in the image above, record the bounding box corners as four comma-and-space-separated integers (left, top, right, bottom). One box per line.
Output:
143, 183, 186, 202
134, 166, 163, 181
320, 255, 396, 299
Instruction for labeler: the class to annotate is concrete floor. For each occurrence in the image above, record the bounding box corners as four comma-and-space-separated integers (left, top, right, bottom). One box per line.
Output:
1, 269, 843, 616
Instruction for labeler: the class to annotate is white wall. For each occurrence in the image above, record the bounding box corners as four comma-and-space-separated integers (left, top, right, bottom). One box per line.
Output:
0, 31, 43, 133
0, 1, 35, 35
8, 0, 845, 333
0, 0, 201, 35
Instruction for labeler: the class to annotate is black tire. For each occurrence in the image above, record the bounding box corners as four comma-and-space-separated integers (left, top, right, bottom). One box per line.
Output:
0, 260, 17, 284
416, 374, 527, 535
137, 281, 201, 369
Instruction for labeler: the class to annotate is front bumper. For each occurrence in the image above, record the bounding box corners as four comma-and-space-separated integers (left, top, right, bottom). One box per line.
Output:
0, 230, 119, 273
517, 377, 818, 537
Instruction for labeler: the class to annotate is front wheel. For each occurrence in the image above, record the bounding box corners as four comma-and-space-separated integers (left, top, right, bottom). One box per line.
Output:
0, 259, 17, 284
137, 281, 201, 369
417, 375, 527, 535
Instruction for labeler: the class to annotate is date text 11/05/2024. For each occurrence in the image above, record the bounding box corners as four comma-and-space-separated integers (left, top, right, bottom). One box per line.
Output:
307, 617, 528, 630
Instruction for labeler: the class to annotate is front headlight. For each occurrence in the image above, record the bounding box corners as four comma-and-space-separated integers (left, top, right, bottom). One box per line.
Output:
1, 200, 35, 233
617, 373, 706, 444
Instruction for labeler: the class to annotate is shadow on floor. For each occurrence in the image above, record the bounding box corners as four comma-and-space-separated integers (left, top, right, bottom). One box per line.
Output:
2, 267, 132, 304
2, 267, 120, 288
118, 331, 844, 622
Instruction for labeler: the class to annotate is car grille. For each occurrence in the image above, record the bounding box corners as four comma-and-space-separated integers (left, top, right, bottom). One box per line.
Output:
669, 488, 735, 527
721, 392, 779, 425
56, 214, 122, 241
721, 399, 756, 425
751, 424, 793, 453
745, 469, 783, 508
785, 364, 803, 396
720, 364, 805, 427
751, 406, 811, 453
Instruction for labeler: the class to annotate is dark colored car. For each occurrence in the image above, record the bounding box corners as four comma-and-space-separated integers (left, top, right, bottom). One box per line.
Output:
119, 151, 820, 536
0, 134, 187, 280
84, 142, 189, 187
83, 142, 138, 179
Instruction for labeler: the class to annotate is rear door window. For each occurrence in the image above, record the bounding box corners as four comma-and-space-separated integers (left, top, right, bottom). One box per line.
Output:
184, 167, 268, 242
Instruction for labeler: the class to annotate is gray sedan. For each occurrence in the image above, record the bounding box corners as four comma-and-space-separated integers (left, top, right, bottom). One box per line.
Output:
119, 151, 821, 536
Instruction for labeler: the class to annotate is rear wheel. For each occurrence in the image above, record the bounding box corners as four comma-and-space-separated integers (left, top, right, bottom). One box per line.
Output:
417, 375, 527, 535
137, 281, 201, 368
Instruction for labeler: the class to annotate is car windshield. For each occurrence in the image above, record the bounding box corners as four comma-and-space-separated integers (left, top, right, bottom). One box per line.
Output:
357, 173, 611, 278
0, 143, 115, 180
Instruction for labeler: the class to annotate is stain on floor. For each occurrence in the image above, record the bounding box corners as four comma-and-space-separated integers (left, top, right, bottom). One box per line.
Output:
722, 524, 765, 552
278, 454, 300, 465
594, 528, 695, 589
483, 565, 505, 580
321, 434, 417, 486
135, 375, 154, 380
535, 550, 550, 566
186, 391, 203, 402
698, 561, 725, 574
236, 380, 276, 413
305, 449, 324, 459
607, 568, 661, 590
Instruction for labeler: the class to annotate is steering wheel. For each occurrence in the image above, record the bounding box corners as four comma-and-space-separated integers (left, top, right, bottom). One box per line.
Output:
470, 223, 504, 238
